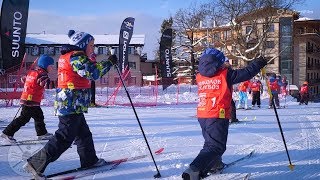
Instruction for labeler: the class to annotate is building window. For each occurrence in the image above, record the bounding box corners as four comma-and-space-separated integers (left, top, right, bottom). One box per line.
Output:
232, 59, 238, 66
129, 62, 136, 69
246, 43, 255, 49
281, 25, 292, 35
25, 47, 31, 54
47, 47, 55, 55
39, 47, 45, 54
54, 47, 61, 55
223, 30, 231, 40
32, 46, 39, 56
98, 47, 106, 55
100, 77, 108, 85
246, 26, 252, 34
127, 47, 133, 54
264, 24, 275, 32
265, 41, 275, 48
113, 47, 119, 56
213, 33, 220, 40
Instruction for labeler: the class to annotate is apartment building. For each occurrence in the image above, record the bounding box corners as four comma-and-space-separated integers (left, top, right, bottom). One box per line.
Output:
23, 33, 147, 87
293, 18, 320, 95
181, 8, 319, 94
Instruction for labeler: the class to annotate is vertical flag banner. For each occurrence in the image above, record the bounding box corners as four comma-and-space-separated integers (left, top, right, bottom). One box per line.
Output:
160, 28, 173, 90
0, 0, 30, 70
119, 17, 135, 75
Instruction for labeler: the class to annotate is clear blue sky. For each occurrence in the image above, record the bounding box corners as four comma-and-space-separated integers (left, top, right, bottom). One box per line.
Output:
2, 0, 319, 59
28, 0, 209, 17
27, 0, 320, 18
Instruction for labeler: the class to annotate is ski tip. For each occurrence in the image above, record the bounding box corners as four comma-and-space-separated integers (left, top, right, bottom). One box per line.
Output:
155, 148, 164, 155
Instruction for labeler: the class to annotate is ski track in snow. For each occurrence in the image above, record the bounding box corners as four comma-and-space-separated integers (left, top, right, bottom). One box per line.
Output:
0, 95, 320, 179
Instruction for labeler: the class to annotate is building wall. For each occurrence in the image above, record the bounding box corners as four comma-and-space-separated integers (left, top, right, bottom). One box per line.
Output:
293, 21, 320, 95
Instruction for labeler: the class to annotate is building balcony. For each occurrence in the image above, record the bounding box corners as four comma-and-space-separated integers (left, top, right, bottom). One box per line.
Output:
307, 64, 320, 70
307, 79, 320, 85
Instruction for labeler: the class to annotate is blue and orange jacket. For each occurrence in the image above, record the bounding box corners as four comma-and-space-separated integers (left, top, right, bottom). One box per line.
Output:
268, 77, 282, 94
197, 55, 266, 119
54, 45, 114, 116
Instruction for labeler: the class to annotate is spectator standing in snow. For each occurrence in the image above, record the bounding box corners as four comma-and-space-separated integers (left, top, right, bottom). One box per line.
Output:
250, 77, 263, 108
268, 73, 282, 108
23, 30, 118, 179
1, 55, 54, 143
236, 80, 251, 109
299, 81, 309, 105
182, 48, 267, 180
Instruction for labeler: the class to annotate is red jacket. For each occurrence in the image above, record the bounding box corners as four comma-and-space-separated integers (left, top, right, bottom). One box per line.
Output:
20, 68, 48, 106
196, 69, 231, 119
269, 80, 279, 91
238, 80, 250, 92
250, 81, 261, 92
300, 85, 308, 94
58, 51, 91, 89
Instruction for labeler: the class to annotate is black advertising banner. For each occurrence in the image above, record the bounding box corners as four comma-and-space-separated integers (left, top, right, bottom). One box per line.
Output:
119, 17, 135, 74
160, 28, 173, 90
0, 0, 29, 70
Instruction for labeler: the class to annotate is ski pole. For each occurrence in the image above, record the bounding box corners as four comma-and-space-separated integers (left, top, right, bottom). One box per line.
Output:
12, 106, 22, 121
261, 68, 294, 170
115, 65, 162, 178
270, 96, 294, 170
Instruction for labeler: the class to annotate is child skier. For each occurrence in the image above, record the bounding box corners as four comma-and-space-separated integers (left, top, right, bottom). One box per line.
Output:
299, 81, 309, 105
182, 48, 267, 180
250, 77, 263, 108
268, 73, 282, 108
237, 80, 251, 109
23, 30, 118, 179
1, 55, 54, 143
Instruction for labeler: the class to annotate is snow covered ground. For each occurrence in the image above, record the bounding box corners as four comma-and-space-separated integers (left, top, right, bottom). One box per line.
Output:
0, 88, 320, 179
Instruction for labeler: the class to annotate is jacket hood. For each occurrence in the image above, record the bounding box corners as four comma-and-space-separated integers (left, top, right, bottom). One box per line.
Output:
198, 54, 224, 77
61, 44, 83, 55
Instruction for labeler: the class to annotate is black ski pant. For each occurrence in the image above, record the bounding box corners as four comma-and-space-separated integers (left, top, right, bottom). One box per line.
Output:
251, 91, 261, 106
2, 105, 48, 136
300, 93, 309, 105
230, 100, 237, 121
190, 118, 229, 175
269, 92, 280, 107
27, 113, 99, 173
90, 80, 96, 105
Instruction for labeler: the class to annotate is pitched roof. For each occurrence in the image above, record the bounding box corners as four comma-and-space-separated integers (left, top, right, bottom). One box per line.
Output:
25, 34, 145, 45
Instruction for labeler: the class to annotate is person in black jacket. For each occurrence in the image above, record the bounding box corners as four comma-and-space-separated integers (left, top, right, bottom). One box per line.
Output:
182, 48, 267, 180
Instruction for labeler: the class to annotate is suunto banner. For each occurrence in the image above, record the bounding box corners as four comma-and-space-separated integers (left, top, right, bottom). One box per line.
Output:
119, 17, 135, 74
160, 28, 173, 90
0, 0, 29, 70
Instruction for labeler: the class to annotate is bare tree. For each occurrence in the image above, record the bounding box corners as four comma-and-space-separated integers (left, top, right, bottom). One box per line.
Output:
173, 2, 212, 84
208, 0, 303, 64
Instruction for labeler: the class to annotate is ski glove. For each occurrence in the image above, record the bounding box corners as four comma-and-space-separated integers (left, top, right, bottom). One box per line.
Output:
255, 57, 268, 68
108, 55, 118, 65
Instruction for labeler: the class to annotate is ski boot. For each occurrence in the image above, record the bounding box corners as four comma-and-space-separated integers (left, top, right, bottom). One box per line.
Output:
182, 167, 200, 180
